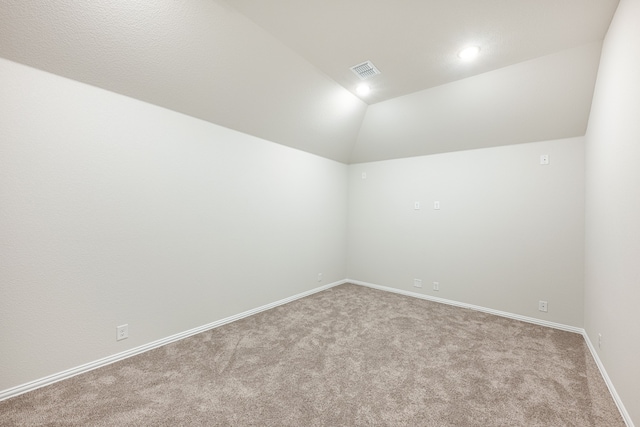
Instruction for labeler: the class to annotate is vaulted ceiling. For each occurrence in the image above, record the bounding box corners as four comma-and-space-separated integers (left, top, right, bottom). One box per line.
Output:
0, 1, 619, 163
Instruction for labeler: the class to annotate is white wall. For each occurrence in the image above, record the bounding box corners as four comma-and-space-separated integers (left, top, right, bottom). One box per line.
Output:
348, 137, 585, 326
584, 0, 640, 423
0, 58, 348, 392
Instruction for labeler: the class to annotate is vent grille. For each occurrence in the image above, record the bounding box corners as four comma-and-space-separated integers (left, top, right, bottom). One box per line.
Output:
350, 61, 380, 79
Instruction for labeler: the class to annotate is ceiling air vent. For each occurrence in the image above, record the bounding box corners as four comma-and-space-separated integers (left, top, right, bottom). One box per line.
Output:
350, 61, 381, 79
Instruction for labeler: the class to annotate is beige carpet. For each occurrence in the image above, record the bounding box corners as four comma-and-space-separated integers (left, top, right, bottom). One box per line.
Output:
0, 284, 624, 426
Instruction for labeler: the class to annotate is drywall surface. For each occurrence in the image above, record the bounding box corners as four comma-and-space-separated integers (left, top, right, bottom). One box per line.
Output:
584, 0, 640, 423
0, 58, 348, 391
350, 42, 601, 163
0, 1, 367, 163
348, 138, 585, 326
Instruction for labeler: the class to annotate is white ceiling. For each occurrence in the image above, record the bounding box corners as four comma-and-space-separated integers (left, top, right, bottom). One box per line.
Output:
0, 1, 619, 163
350, 42, 603, 163
224, 0, 619, 104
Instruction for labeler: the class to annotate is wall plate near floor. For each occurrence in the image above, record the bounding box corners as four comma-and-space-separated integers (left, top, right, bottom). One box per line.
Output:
117, 324, 129, 341
413, 279, 422, 288
538, 301, 548, 312
598, 333, 602, 348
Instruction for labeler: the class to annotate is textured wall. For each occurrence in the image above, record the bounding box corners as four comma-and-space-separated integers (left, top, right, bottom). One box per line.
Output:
348, 137, 585, 327
584, 0, 640, 423
0, 58, 348, 391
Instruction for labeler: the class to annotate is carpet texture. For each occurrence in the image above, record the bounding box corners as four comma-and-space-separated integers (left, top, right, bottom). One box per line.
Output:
0, 284, 624, 426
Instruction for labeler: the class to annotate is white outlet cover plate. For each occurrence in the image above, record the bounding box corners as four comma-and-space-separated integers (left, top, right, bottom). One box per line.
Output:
117, 324, 129, 341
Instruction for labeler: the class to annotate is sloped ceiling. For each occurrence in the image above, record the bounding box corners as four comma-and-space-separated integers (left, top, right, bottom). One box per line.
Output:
0, 1, 619, 163
224, 0, 618, 104
350, 42, 603, 163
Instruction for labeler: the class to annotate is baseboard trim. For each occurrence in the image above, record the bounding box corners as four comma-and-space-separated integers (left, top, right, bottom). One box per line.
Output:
2, 278, 633, 427
0, 279, 347, 403
348, 279, 633, 427
348, 279, 583, 333
582, 332, 635, 427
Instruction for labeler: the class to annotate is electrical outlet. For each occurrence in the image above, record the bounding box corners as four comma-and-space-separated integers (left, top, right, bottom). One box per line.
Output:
433, 201, 440, 210
540, 154, 550, 165
538, 301, 548, 312
433, 282, 439, 291
414, 201, 420, 210
116, 324, 129, 341
317, 273, 323, 282
598, 333, 602, 349
413, 279, 422, 288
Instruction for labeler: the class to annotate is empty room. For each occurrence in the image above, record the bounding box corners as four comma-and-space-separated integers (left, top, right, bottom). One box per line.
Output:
1, 0, 638, 425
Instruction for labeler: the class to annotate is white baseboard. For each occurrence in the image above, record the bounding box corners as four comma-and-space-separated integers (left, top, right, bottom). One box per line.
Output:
0, 279, 347, 403
348, 279, 634, 427
2, 278, 633, 427
348, 279, 583, 333
582, 332, 635, 427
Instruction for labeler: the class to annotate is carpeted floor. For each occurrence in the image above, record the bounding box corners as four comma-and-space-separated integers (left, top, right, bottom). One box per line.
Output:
0, 284, 625, 426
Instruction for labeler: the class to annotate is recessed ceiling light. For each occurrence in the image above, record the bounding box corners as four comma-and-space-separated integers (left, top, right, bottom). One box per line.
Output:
458, 46, 480, 61
356, 83, 371, 96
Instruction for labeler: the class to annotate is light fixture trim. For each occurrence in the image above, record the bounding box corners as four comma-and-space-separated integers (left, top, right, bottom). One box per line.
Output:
458, 45, 481, 61
356, 83, 371, 96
